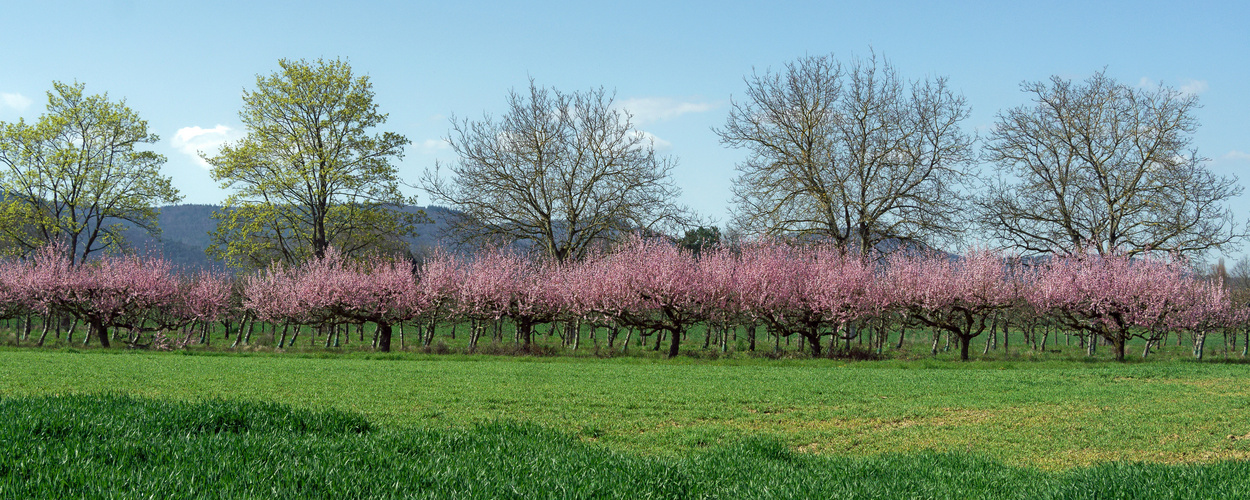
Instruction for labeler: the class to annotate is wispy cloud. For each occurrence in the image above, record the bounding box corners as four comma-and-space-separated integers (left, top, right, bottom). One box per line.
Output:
0, 92, 33, 113
1179, 79, 1209, 95
1222, 150, 1250, 161
419, 138, 450, 154
171, 125, 240, 169
1137, 77, 1208, 96
628, 130, 672, 150
617, 97, 719, 125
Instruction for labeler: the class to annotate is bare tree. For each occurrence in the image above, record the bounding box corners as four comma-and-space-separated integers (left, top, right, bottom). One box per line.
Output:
976, 70, 1243, 257
716, 53, 975, 255
421, 81, 686, 262
1229, 256, 1250, 292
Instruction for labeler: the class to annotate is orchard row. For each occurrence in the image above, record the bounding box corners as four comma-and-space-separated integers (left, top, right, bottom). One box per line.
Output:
0, 241, 1240, 361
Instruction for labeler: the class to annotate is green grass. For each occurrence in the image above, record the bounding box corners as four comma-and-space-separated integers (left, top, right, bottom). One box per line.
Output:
2, 394, 1248, 499
6, 316, 1243, 364
1, 350, 1249, 469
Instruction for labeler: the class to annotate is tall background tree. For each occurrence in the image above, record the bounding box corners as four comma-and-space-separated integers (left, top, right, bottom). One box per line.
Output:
0, 81, 181, 265
976, 70, 1243, 257
677, 226, 721, 258
716, 53, 975, 255
206, 58, 422, 269
421, 81, 687, 263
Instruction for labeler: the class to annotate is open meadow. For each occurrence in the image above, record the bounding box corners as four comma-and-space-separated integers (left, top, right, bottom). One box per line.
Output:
2, 348, 1249, 497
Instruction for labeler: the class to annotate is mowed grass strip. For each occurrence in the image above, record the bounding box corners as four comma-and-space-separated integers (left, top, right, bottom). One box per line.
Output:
2, 394, 1249, 499
1, 350, 1249, 469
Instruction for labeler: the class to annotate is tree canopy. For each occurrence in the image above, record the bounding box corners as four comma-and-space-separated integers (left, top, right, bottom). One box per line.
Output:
0, 81, 181, 265
717, 53, 976, 256
976, 70, 1243, 257
421, 81, 687, 263
206, 58, 424, 269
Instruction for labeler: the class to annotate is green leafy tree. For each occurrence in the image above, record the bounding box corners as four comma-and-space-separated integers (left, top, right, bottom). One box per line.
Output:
678, 226, 721, 258
206, 58, 423, 269
0, 81, 181, 265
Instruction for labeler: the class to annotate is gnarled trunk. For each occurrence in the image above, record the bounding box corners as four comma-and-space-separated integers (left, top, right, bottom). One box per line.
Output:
376, 321, 393, 352
91, 319, 110, 348
1112, 337, 1127, 361
667, 327, 682, 358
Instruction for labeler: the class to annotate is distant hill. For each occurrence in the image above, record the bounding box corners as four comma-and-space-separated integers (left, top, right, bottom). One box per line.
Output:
126, 204, 456, 272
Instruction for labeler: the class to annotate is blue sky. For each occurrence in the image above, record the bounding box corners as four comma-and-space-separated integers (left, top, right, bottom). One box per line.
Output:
2, 0, 1247, 259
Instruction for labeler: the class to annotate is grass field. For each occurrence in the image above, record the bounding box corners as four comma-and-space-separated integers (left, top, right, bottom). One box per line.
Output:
1, 349, 1248, 471
7, 315, 1244, 363
3, 393, 1249, 499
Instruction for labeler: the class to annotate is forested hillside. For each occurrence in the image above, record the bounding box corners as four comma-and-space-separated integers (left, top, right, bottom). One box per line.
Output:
127, 204, 455, 271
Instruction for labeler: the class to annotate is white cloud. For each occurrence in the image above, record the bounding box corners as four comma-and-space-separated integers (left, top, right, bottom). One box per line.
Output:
1221, 150, 1250, 161
0, 92, 33, 113
1179, 79, 1209, 95
617, 97, 719, 125
171, 125, 240, 169
420, 138, 450, 153
628, 130, 672, 150
1138, 77, 1208, 96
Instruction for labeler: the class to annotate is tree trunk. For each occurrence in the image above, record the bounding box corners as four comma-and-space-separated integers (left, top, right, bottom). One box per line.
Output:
231, 316, 250, 349
519, 320, 533, 347
667, 327, 682, 358
36, 314, 51, 347
1112, 337, 1127, 361
1002, 319, 1009, 352
1242, 326, 1248, 358
92, 319, 110, 348
1193, 330, 1206, 360
424, 316, 437, 347
958, 334, 970, 361
468, 320, 481, 352
377, 321, 393, 352
808, 329, 823, 357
